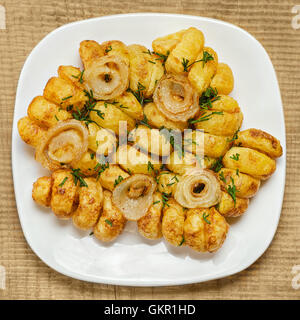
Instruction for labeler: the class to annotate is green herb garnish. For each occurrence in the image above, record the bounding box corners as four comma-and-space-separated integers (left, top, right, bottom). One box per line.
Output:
189, 111, 223, 124
179, 236, 185, 246
58, 177, 68, 187
230, 153, 240, 161
71, 168, 88, 187
203, 212, 211, 224
114, 175, 124, 187
105, 219, 113, 227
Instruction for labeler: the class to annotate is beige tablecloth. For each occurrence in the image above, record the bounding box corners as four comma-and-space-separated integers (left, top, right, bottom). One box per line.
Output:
0, 0, 299, 299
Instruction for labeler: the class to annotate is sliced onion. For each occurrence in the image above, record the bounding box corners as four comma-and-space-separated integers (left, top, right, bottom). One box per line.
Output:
112, 174, 157, 220
153, 74, 199, 122
174, 168, 221, 208
83, 55, 129, 100
36, 120, 88, 171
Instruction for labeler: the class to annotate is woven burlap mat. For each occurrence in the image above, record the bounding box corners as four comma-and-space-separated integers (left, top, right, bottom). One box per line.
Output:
0, 0, 299, 299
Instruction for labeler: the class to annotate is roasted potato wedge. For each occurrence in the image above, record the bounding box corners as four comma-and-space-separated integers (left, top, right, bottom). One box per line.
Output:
217, 191, 249, 218
18, 116, 46, 148
210, 63, 234, 95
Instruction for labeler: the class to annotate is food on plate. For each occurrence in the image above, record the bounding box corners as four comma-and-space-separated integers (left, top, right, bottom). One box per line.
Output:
18, 27, 283, 254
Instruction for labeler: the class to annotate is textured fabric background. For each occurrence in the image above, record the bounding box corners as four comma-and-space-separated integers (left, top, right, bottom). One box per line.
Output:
0, 0, 299, 300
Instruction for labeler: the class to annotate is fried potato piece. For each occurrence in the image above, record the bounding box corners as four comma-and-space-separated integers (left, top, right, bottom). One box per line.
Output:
166, 151, 197, 175
128, 44, 164, 98
102, 40, 130, 65
218, 168, 261, 198
110, 91, 144, 121
184, 207, 229, 252
72, 178, 103, 230
27, 96, 72, 128
58, 65, 85, 90
117, 144, 161, 175
43, 77, 88, 110
165, 27, 205, 74
152, 29, 186, 55
79, 40, 105, 69
137, 192, 163, 240
128, 125, 172, 157
72, 150, 98, 176
144, 102, 188, 131
93, 190, 126, 242
98, 164, 129, 192
89, 101, 136, 135
235, 128, 282, 159
223, 147, 276, 180
188, 47, 218, 94
50, 169, 78, 219
157, 171, 181, 196
184, 130, 231, 158
217, 191, 249, 218
32, 176, 52, 207
210, 63, 234, 95
162, 198, 186, 247
18, 116, 46, 147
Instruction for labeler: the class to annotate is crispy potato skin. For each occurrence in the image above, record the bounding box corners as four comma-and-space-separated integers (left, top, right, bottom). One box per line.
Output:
157, 171, 181, 196
166, 151, 197, 175
72, 178, 103, 230
43, 77, 87, 109
50, 170, 78, 219
223, 147, 276, 180
137, 192, 163, 240
58, 65, 85, 90
210, 63, 234, 95
90, 101, 136, 135
72, 151, 98, 176
165, 27, 205, 75
32, 176, 52, 207
188, 47, 218, 94
18, 116, 46, 147
93, 190, 126, 242
128, 44, 164, 97
162, 199, 186, 247
184, 207, 229, 252
218, 168, 261, 198
235, 128, 283, 159
152, 29, 186, 56
79, 40, 105, 68
98, 164, 129, 192
144, 102, 188, 131
102, 40, 130, 65
217, 191, 249, 218
27, 96, 72, 128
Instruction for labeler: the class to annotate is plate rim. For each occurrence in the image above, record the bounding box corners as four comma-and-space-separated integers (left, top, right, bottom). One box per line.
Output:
11, 12, 286, 287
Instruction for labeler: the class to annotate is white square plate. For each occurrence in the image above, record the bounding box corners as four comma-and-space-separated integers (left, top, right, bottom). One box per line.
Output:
12, 13, 286, 286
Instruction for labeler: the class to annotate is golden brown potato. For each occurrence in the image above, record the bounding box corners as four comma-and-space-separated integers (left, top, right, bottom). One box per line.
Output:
188, 47, 218, 94
166, 151, 198, 175
43, 77, 87, 110
72, 150, 98, 176
110, 91, 144, 121
137, 192, 163, 240
223, 147, 276, 180
210, 63, 234, 95
157, 171, 181, 196
98, 164, 129, 192
117, 144, 161, 175
127, 44, 164, 98
102, 40, 130, 65
89, 101, 136, 136
165, 27, 205, 75
128, 125, 172, 157
218, 168, 261, 198
57, 65, 85, 90
183, 130, 231, 158
32, 176, 52, 207
50, 170, 78, 219
143, 102, 188, 131
27, 96, 72, 128
235, 128, 282, 159
93, 190, 126, 242
152, 29, 186, 56
18, 116, 46, 148
72, 178, 103, 230
184, 207, 229, 252
162, 198, 186, 247
208, 94, 240, 113
217, 191, 249, 218
79, 40, 105, 69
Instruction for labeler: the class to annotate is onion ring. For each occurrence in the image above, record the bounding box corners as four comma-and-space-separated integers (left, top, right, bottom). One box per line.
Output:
83, 55, 129, 100
35, 120, 88, 171
174, 168, 221, 208
153, 74, 199, 122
